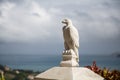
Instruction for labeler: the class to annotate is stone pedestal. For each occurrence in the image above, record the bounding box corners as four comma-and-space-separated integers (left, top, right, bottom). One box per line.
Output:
60, 49, 79, 67
35, 49, 104, 80
35, 67, 104, 80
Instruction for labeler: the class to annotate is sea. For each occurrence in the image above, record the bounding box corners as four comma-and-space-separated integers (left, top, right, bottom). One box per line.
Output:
0, 54, 120, 71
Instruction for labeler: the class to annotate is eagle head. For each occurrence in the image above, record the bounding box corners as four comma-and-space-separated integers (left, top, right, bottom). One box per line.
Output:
62, 18, 72, 26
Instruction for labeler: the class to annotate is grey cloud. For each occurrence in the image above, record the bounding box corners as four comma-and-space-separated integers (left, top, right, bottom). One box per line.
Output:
0, 10, 2, 16
0, 0, 25, 4
32, 13, 41, 17
0, 0, 120, 55
0, 0, 5, 3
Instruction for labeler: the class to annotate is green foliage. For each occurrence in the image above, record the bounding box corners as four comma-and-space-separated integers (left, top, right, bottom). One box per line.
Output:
0, 65, 4, 71
85, 61, 120, 80
0, 74, 5, 80
100, 68, 120, 80
12, 72, 27, 80
4, 69, 37, 80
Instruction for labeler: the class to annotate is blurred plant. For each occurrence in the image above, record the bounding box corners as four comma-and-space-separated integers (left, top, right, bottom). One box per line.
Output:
0, 71, 5, 80
85, 61, 120, 80
13, 72, 27, 80
85, 61, 101, 74
100, 68, 120, 80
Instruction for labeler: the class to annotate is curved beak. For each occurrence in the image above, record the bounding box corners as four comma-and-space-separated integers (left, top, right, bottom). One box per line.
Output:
62, 20, 66, 24
61, 20, 64, 23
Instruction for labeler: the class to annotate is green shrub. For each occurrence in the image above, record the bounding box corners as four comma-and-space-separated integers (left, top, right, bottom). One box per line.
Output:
12, 72, 27, 80
0, 74, 5, 80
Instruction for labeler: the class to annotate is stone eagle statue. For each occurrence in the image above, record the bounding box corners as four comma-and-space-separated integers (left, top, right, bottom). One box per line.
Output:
62, 18, 79, 62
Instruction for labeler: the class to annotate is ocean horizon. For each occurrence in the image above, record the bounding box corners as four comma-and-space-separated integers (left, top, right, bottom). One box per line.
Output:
0, 54, 120, 71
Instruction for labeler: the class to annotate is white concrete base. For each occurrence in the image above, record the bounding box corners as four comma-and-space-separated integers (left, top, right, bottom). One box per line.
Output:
60, 49, 79, 67
60, 60, 79, 67
35, 67, 104, 80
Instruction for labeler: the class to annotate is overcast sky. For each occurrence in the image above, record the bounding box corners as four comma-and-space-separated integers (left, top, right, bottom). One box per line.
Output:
0, 0, 120, 55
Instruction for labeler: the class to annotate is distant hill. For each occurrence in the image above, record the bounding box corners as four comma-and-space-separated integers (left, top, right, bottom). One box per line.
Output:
111, 52, 120, 58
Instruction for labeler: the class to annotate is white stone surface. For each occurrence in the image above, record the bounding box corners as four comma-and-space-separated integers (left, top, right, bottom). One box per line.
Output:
35, 67, 104, 80
60, 49, 79, 67
60, 60, 79, 67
